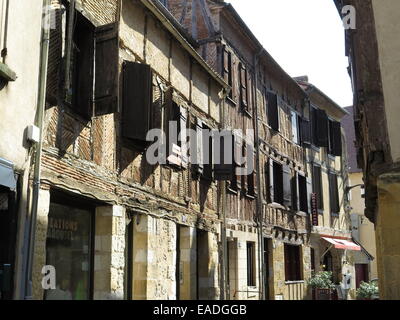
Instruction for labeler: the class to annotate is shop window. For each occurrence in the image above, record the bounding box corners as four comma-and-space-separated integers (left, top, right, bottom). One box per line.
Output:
44, 194, 94, 300
246, 242, 256, 286
312, 164, 323, 210
284, 244, 303, 282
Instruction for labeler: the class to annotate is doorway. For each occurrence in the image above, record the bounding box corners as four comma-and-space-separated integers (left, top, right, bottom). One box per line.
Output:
0, 186, 18, 300
355, 264, 369, 288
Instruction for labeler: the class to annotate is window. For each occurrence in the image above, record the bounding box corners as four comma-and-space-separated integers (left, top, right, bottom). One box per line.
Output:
65, 8, 119, 118
312, 164, 323, 210
229, 135, 242, 191
267, 159, 285, 205
284, 244, 302, 282
298, 174, 308, 213
246, 242, 256, 286
202, 122, 213, 180
214, 131, 234, 181
311, 106, 329, 147
310, 248, 316, 274
291, 111, 300, 145
239, 63, 253, 115
329, 172, 340, 215
328, 120, 342, 156
44, 193, 94, 300
122, 61, 153, 149
222, 46, 234, 101
266, 91, 279, 131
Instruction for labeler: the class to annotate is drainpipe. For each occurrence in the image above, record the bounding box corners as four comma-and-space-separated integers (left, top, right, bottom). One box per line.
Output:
253, 47, 266, 300
24, 0, 51, 300
1, 0, 9, 62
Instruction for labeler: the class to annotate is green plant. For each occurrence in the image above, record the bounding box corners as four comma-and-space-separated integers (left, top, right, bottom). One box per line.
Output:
356, 281, 379, 300
308, 271, 336, 289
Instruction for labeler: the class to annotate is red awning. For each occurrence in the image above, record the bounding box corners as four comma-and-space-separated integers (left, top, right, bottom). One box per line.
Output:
322, 236, 361, 251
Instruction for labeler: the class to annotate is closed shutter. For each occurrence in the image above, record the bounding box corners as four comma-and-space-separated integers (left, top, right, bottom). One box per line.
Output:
122, 61, 153, 145
180, 106, 188, 169
315, 109, 329, 147
329, 173, 339, 214
242, 143, 248, 191
330, 121, 342, 156
283, 164, 292, 208
300, 118, 311, 146
223, 46, 230, 84
298, 174, 308, 213
267, 91, 279, 131
306, 176, 313, 214
94, 22, 119, 116
291, 172, 299, 211
247, 71, 253, 115
239, 63, 248, 109
195, 119, 204, 175
268, 159, 274, 203
232, 137, 242, 189
214, 132, 234, 181
248, 152, 257, 197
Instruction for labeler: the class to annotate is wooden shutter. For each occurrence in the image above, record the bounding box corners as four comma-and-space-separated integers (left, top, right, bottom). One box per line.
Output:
232, 136, 242, 189
94, 22, 119, 116
330, 121, 342, 156
283, 164, 292, 208
298, 174, 308, 213
300, 118, 311, 146
268, 159, 275, 203
315, 109, 329, 147
267, 91, 279, 131
180, 106, 188, 169
214, 132, 234, 181
195, 119, 204, 175
223, 46, 230, 83
122, 61, 153, 145
248, 152, 257, 197
239, 63, 248, 109
247, 71, 253, 115
329, 172, 339, 214
291, 172, 299, 211
284, 245, 291, 281
306, 176, 313, 214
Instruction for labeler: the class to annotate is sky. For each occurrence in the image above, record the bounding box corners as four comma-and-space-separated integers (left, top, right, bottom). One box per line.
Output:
228, 0, 353, 108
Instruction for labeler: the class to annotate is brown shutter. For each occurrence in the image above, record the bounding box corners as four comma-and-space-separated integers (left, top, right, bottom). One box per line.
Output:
283, 164, 292, 208
233, 137, 242, 190
306, 176, 313, 214
330, 121, 342, 156
223, 46, 230, 83
315, 109, 329, 147
239, 63, 247, 109
122, 61, 153, 145
291, 172, 299, 211
214, 132, 234, 181
94, 22, 119, 116
247, 71, 253, 115
180, 106, 188, 168
300, 118, 311, 146
267, 91, 279, 131
195, 119, 204, 175
268, 158, 274, 203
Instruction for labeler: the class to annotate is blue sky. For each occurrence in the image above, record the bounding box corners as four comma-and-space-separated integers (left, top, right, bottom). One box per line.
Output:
228, 0, 353, 108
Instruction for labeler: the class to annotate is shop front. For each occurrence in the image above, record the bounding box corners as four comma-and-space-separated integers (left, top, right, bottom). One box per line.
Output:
44, 191, 95, 300
0, 158, 18, 300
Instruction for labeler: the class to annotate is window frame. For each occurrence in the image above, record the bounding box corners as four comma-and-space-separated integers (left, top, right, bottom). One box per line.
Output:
284, 244, 303, 282
246, 241, 256, 287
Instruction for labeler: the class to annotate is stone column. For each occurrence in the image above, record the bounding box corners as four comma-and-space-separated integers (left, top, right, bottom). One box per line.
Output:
93, 205, 126, 300
179, 226, 197, 300
376, 172, 400, 299
32, 187, 50, 300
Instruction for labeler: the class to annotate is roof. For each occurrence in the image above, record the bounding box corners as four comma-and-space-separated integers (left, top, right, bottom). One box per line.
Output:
296, 80, 349, 117
142, 0, 229, 89
341, 106, 362, 173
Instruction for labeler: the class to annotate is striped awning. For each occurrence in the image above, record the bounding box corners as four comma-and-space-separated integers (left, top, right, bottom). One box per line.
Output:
322, 236, 361, 251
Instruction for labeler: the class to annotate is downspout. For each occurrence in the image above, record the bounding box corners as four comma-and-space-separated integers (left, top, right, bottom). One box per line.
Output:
219, 84, 229, 300
1, 0, 9, 62
24, 0, 50, 300
253, 47, 266, 300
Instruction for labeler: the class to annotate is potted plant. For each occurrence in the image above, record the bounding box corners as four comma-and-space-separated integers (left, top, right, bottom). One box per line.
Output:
356, 281, 379, 300
308, 271, 336, 300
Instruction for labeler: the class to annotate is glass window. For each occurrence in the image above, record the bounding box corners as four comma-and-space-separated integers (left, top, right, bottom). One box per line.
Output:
44, 201, 93, 300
